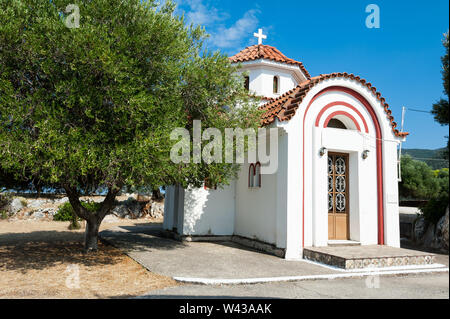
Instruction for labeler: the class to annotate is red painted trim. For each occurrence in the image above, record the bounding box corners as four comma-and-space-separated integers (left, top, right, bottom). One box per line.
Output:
323, 111, 362, 132
302, 86, 385, 248
314, 101, 369, 133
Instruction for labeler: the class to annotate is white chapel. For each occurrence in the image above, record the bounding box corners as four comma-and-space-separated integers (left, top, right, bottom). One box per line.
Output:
163, 29, 408, 259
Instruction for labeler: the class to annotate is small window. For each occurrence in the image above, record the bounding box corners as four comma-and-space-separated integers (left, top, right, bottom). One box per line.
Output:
244, 76, 250, 91
327, 119, 347, 130
248, 164, 255, 187
248, 162, 262, 188
254, 162, 261, 188
273, 76, 279, 94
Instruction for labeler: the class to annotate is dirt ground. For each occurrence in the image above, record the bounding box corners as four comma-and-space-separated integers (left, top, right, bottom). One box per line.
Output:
0, 219, 179, 299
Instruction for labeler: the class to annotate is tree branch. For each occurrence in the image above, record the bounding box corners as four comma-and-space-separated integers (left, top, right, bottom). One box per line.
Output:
97, 182, 123, 221
63, 185, 89, 220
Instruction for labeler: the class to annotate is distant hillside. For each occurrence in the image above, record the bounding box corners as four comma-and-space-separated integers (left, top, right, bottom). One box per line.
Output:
402, 148, 449, 170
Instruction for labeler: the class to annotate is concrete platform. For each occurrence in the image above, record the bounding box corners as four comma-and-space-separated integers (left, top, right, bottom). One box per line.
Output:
99, 224, 447, 284
99, 224, 339, 279
304, 245, 435, 270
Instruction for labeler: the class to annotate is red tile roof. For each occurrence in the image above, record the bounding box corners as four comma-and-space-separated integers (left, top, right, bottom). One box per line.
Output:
260, 73, 409, 138
229, 45, 311, 79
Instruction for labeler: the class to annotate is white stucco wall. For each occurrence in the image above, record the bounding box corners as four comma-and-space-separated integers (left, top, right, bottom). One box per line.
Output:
249, 67, 297, 99
280, 78, 403, 258
181, 183, 236, 236
164, 70, 403, 259
238, 59, 305, 99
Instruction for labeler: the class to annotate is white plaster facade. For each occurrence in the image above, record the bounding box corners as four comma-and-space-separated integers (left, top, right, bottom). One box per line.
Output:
164, 46, 406, 259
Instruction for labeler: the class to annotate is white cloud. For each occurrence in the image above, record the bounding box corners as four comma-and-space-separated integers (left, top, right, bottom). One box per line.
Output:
180, 0, 227, 26
210, 9, 260, 49
177, 0, 261, 51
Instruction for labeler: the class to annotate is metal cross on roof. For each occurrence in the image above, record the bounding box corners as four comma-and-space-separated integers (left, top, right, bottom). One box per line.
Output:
253, 28, 267, 45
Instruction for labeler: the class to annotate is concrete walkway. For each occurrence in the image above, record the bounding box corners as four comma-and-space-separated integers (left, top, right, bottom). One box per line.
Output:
100, 224, 339, 279
99, 224, 448, 284
139, 273, 449, 299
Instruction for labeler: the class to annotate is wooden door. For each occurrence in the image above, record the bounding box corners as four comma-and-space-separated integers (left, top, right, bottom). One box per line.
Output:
328, 153, 350, 240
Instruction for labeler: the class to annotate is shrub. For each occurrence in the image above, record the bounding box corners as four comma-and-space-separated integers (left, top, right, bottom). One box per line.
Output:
20, 199, 28, 207
0, 193, 12, 211
0, 210, 8, 220
54, 201, 101, 222
421, 194, 448, 224
53, 202, 76, 221
399, 155, 440, 200
420, 168, 449, 224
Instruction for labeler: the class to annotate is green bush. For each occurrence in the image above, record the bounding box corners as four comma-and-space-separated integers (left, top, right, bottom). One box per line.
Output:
399, 155, 440, 200
421, 194, 448, 224
0, 210, 8, 220
0, 193, 12, 211
54, 201, 101, 221
20, 199, 28, 207
420, 168, 449, 224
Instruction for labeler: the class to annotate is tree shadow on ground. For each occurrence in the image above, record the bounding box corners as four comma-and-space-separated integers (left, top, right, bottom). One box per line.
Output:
100, 224, 187, 253
401, 239, 449, 255
0, 230, 125, 273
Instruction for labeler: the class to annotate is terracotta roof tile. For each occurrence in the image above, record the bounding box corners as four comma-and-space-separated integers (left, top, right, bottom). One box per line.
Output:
229, 45, 311, 79
259, 73, 409, 138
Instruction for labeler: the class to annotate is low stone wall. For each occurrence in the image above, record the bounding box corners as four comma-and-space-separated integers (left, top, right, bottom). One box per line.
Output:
399, 207, 420, 239
1, 193, 164, 223
413, 207, 449, 253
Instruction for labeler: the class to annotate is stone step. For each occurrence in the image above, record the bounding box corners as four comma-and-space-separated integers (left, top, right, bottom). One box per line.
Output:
303, 245, 435, 270
328, 240, 361, 247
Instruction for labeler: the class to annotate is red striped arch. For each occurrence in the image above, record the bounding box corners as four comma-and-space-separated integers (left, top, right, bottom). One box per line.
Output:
302, 86, 385, 247
323, 111, 362, 132
314, 101, 370, 133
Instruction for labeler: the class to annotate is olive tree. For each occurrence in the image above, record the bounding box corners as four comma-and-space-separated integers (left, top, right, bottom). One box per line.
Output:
0, 0, 260, 251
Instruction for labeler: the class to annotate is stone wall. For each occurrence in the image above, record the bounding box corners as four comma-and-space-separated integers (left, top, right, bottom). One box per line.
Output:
413, 206, 449, 252
2, 193, 164, 223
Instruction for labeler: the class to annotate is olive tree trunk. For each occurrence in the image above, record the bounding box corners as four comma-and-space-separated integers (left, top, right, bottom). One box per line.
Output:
84, 217, 101, 252
64, 185, 121, 253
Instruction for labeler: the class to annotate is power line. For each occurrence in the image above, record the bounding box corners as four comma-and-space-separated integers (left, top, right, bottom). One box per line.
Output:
407, 156, 449, 162
407, 108, 434, 114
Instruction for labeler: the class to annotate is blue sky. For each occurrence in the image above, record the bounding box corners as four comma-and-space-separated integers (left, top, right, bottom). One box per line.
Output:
175, 0, 449, 150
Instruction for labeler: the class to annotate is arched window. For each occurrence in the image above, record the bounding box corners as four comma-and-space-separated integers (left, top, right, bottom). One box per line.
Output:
244, 76, 250, 91
327, 118, 347, 130
254, 162, 262, 187
273, 76, 279, 94
248, 162, 262, 188
248, 164, 255, 187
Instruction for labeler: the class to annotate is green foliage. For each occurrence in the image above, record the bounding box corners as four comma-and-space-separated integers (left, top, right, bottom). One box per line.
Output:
400, 154, 449, 223
0, 210, 7, 220
0, 0, 260, 199
420, 168, 449, 224
432, 99, 449, 126
54, 201, 101, 221
432, 31, 449, 125
53, 202, 76, 222
0, 192, 12, 211
402, 148, 449, 170
428, 45, 450, 220
399, 155, 440, 200
431, 32, 449, 159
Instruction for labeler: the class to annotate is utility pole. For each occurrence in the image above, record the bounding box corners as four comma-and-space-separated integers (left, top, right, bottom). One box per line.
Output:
398, 106, 406, 182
